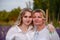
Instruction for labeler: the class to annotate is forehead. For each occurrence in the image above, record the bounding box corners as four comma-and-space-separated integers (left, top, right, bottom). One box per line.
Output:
33, 12, 43, 16
24, 11, 32, 16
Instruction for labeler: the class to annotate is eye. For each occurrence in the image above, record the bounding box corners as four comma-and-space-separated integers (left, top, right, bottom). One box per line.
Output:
24, 16, 27, 18
23, 16, 32, 18
38, 16, 42, 18
29, 16, 32, 18
33, 16, 36, 18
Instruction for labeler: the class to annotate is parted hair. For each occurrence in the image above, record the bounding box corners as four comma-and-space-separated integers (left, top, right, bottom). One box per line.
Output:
15, 8, 33, 25
33, 9, 46, 18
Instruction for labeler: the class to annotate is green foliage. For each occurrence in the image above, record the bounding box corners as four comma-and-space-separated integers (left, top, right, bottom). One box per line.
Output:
0, 7, 21, 26
53, 19, 60, 28
8, 7, 21, 21
0, 10, 9, 22
33, 0, 48, 11
33, 0, 60, 27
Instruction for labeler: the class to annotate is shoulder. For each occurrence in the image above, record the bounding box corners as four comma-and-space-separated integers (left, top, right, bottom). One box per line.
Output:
8, 25, 18, 32
6, 25, 19, 36
6, 25, 18, 40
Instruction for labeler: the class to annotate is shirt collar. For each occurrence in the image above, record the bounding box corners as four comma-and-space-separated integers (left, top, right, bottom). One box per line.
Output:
16, 25, 22, 32
16, 25, 33, 33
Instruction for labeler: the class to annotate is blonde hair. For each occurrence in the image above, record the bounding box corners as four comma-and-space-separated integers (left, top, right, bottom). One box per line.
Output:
15, 8, 32, 25
33, 9, 46, 18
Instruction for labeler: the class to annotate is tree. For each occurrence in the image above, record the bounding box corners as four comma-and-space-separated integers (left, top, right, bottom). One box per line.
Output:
0, 10, 9, 22
33, 0, 49, 22
33, 0, 60, 27
8, 7, 21, 21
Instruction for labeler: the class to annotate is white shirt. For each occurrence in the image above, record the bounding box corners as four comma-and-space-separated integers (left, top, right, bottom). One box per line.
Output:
6, 25, 34, 40
33, 26, 60, 40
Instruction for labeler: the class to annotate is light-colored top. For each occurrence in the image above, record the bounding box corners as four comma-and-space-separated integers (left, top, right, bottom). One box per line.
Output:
33, 26, 60, 40
6, 25, 34, 40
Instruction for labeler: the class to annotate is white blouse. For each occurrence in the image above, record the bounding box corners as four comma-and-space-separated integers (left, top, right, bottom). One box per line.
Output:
33, 26, 60, 40
6, 25, 34, 40
6, 25, 60, 40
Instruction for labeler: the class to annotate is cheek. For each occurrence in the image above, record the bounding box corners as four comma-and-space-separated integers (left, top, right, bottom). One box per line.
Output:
33, 18, 42, 22
39, 19, 43, 21
22, 18, 26, 22
22, 18, 24, 20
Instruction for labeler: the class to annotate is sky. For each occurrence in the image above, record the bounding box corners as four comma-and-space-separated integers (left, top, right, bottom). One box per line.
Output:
0, 0, 33, 11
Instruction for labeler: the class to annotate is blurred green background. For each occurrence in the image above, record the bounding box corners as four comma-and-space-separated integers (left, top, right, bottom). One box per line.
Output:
0, 0, 60, 28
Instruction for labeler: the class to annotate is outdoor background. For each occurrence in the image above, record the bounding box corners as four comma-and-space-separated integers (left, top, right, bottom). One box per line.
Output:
0, 0, 60, 40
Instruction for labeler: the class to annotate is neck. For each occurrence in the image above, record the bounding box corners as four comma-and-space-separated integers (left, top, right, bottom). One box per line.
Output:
22, 24, 29, 29
19, 24, 29, 32
36, 24, 45, 31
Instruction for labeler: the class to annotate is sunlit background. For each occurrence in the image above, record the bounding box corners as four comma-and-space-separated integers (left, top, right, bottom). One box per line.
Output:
0, 0, 60, 40
0, 0, 33, 11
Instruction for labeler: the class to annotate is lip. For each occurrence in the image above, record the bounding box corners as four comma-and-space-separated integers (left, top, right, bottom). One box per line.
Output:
26, 21, 30, 23
34, 20, 39, 23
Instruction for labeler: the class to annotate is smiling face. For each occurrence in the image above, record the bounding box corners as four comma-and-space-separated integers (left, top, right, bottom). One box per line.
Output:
22, 11, 32, 26
32, 9, 46, 26
33, 12, 43, 26
18, 8, 33, 26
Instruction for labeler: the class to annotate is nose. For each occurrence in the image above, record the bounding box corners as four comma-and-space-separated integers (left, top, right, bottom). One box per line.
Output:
35, 17, 38, 20
26, 17, 30, 20
33, 17, 38, 21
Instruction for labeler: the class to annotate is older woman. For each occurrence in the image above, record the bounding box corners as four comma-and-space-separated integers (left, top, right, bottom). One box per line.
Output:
32, 9, 60, 40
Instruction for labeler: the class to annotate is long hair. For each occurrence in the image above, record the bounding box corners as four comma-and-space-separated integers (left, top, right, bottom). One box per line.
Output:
14, 8, 33, 26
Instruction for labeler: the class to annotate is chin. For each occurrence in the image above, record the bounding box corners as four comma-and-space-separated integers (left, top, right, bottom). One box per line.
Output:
35, 23, 41, 26
25, 23, 30, 26
35, 23, 39, 25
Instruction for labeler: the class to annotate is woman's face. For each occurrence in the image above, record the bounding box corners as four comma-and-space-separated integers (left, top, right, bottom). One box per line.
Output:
33, 12, 44, 26
22, 11, 32, 26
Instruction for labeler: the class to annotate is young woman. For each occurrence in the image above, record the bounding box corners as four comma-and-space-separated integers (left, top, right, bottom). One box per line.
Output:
6, 8, 34, 40
32, 9, 60, 40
